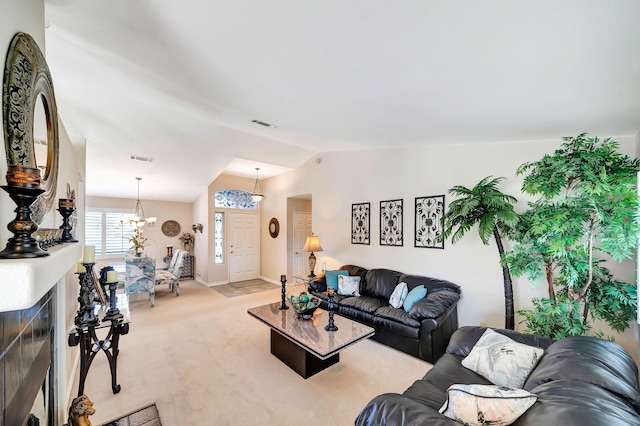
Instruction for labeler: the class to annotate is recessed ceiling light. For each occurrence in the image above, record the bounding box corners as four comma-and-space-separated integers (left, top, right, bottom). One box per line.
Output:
129, 154, 154, 163
251, 119, 277, 129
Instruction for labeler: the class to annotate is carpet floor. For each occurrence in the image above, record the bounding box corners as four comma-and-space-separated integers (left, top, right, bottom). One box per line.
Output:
75, 280, 431, 425
101, 404, 161, 426
211, 279, 279, 298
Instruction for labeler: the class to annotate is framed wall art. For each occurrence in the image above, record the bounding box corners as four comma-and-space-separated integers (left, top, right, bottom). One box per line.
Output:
380, 199, 403, 246
351, 202, 370, 245
414, 195, 445, 249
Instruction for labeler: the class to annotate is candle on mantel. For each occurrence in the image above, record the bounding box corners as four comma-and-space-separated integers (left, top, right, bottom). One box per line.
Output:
77, 262, 85, 273
83, 245, 95, 263
107, 270, 118, 283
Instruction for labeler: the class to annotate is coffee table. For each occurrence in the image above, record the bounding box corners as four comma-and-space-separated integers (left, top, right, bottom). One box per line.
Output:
248, 302, 375, 378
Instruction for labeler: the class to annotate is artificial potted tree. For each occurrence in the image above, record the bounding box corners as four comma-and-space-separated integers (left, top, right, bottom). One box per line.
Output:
441, 176, 519, 329
505, 133, 639, 339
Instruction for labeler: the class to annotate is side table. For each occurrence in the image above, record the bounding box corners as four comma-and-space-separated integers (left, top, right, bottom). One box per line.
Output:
68, 291, 131, 396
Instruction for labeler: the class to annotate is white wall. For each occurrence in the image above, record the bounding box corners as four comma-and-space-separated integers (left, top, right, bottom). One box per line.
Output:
1, 1, 86, 421
262, 135, 639, 358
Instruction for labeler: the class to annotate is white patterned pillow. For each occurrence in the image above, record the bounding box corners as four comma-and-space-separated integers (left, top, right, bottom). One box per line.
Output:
337, 275, 361, 296
389, 282, 408, 308
462, 329, 543, 388
439, 384, 537, 426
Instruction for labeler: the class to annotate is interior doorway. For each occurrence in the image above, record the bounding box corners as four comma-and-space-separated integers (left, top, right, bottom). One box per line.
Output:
228, 212, 259, 282
293, 211, 312, 278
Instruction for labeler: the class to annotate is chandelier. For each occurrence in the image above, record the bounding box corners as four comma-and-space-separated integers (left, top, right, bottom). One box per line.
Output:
131, 177, 156, 227
250, 168, 265, 202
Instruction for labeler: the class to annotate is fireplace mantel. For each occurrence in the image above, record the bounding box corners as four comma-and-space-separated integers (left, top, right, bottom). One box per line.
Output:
0, 243, 82, 312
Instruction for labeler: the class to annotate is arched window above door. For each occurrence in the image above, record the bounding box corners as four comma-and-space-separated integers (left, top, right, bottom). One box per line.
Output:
214, 190, 258, 210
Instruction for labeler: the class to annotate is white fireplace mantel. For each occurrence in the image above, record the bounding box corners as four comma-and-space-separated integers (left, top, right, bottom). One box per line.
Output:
0, 244, 82, 312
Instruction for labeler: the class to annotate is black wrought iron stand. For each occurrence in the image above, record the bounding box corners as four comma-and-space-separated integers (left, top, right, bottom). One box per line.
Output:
57, 205, 78, 242
279, 274, 289, 310
325, 288, 338, 332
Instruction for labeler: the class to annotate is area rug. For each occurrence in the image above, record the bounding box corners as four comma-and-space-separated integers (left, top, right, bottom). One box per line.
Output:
101, 403, 161, 426
212, 279, 279, 298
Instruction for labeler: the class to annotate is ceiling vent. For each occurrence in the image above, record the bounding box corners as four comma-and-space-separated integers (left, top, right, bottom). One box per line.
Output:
129, 155, 154, 163
251, 119, 277, 129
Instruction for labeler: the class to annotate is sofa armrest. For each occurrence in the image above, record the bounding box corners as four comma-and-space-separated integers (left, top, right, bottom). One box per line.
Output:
408, 290, 460, 321
307, 275, 327, 293
355, 393, 460, 426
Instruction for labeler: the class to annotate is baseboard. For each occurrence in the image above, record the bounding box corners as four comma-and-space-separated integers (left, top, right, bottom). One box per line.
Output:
205, 280, 230, 287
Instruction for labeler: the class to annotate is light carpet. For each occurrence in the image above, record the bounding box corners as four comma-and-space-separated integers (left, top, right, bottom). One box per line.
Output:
211, 279, 279, 298
75, 280, 432, 426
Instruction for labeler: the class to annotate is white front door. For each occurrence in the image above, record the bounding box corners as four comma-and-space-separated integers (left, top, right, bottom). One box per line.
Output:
293, 211, 312, 278
229, 212, 259, 282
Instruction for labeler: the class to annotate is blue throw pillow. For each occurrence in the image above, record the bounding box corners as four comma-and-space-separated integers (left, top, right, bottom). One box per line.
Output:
403, 285, 427, 312
326, 270, 348, 290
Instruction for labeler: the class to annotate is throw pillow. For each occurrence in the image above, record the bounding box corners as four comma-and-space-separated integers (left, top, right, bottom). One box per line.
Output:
337, 275, 361, 296
462, 329, 544, 389
439, 384, 537, 426
403, 285, 427, 312
389, 282, 409, 309
325, 270, 349, 291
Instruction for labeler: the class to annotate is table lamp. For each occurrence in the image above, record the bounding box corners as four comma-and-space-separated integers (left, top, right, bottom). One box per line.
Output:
303, 233, 323, 278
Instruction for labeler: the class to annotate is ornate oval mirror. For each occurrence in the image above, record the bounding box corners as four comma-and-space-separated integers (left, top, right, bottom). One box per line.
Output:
3, 32, 59, 224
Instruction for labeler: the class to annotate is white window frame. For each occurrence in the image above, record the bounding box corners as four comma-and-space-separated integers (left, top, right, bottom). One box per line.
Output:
85, 208, 137, 260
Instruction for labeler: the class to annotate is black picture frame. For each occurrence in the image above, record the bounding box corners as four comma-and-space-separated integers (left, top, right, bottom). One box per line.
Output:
351, 202, 370, 245
380, 199, 403, 246
414, 195, 445, 249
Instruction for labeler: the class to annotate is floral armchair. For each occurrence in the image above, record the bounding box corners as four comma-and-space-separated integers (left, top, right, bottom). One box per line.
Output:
154, 248, 186, 297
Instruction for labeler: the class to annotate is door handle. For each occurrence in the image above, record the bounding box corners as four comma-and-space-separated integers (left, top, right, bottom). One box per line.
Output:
295, 251, 299, 255
230, 251, 234, 254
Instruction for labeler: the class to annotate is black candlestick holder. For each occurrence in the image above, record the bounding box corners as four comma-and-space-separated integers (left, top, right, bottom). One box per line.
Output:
103, 279, 123, 322
279, 274, 289, 310
57, 206, 78, 242
0, 185, 49, 258
75, 263, 99, 328
324, 288, 338, 332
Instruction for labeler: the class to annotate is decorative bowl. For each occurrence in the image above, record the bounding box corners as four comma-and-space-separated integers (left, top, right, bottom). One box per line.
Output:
289, 292, 321, 319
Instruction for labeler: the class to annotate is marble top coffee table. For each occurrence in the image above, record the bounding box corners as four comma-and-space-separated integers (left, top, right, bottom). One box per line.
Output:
248, 301, 375, 378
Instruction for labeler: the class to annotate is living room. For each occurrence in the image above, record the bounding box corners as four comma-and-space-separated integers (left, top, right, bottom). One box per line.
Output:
1, 1, 639, 425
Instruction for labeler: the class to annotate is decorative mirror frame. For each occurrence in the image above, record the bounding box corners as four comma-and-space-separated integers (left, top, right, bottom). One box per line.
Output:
268, 217, 279, 238
3, 32, 59, 224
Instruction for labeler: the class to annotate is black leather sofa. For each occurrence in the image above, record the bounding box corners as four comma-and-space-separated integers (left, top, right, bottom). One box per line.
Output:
356, 326, 640, 425
308, 265, 461, 363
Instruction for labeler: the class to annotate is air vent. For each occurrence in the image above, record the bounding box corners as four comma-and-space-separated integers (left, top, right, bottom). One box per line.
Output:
129, 155, 154, 163
251, 119, 277, 129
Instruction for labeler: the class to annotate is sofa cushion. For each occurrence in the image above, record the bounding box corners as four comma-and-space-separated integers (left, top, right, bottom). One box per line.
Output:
337, 275, 361, 296
339, 295, 383, 313
339, 264, 369, 283
447, 326, 554, 359
372, 314, 421, 339
325, 270, 348, 290
403, 285, 427, 312
400, 274, 461, 294
356, 393, 462, 426
403, 353, 493, 410
409, 290, 460, 321
523, 336, 640, 412
362, 268, 402, 299
518, 380, 640, 426
374, 306, 420, 328
439, 384, 537, 426
462, 329, 543, 389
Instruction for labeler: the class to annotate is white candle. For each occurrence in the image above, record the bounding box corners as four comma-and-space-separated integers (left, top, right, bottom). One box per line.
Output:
77, 262, 85, 273
83, 245, 95, 263
107, 270, 118, 283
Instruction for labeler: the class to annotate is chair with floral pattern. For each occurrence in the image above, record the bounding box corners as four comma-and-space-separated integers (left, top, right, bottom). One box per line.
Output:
154, 248, 185, 297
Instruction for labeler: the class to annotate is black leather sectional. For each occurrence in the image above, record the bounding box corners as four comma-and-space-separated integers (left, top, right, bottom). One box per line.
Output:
356, 326, 640, 425
308, 265, 461, 363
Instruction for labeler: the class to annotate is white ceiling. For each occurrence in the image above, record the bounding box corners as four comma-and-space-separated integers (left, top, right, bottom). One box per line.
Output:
42, 0, 640, 202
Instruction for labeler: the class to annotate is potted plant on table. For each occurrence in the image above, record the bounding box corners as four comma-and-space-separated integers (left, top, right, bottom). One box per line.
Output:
179, 232, 194, 253
129, 227, 147, 257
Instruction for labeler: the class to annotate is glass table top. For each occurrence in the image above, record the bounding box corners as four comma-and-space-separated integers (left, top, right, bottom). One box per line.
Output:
248, 301, 375, 360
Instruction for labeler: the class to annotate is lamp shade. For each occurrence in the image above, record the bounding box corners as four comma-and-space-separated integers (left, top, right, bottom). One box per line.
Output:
303, 235, 323, 253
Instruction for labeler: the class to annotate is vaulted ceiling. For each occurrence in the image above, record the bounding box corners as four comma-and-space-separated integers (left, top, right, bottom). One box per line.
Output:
43, 1, 640, 202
